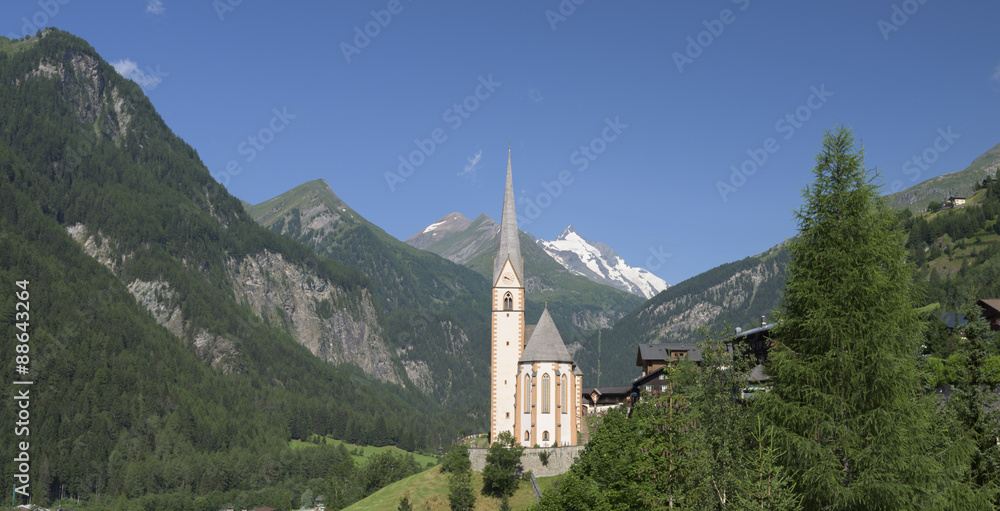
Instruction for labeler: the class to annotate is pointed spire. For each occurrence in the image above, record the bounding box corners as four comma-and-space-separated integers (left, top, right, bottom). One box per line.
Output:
494, 147, 523, 284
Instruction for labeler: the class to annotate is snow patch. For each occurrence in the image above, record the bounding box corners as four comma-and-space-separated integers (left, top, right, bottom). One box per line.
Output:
423, 220, 446, 233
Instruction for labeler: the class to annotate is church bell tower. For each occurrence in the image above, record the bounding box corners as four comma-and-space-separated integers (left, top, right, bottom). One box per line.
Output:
490, 147, 525, 443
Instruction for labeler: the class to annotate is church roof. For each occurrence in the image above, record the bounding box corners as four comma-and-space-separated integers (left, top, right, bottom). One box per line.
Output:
493, 148, 524, 285
519, 307, 574, 363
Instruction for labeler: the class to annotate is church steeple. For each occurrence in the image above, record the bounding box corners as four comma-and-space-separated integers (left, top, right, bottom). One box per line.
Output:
494, 147, 524, 284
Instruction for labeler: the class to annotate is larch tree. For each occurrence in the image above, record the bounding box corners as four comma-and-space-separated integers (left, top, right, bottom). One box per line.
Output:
759, 127, 945, 510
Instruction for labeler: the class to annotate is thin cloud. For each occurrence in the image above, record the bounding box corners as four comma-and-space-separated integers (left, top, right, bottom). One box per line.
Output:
111, 59, 165, 89
992, 64, 1000, 86
528, 86, 543, 103
147, 0, 165, 15
458, 149, 483, 177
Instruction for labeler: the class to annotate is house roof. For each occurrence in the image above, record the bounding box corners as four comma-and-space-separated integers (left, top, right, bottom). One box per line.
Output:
935, 312, 967, 330
978, 299, 1000, 315
632, 366, 666, 387
519, 307, 574, 363
728, 323, 775, 342
635, 343, 702, 366
582, 386, 632, 405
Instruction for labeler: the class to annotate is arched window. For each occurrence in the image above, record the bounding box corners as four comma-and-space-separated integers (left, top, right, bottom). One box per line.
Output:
561, 374, 568, 414
503, 292, 513, 311
524, 375, 531, 413
542, 374, 550, 414
555, 375, 560, 409
542, 431, 549, 442
524, 430, 530, 442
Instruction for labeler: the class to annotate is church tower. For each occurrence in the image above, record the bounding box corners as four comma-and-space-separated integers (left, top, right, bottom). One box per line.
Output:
490, 147, 525, 443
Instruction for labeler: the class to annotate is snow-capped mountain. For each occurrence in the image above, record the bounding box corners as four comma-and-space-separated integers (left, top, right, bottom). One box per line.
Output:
536, 226, 669, 299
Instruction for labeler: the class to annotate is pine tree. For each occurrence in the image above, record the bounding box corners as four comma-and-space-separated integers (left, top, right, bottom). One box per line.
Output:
759, 127, 944, 509
731, 418, 801, 510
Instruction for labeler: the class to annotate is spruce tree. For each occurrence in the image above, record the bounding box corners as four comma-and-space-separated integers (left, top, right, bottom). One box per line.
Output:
759, 127, 943, 509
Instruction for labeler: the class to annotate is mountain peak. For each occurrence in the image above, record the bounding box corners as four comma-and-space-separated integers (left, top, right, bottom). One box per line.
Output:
536, 225, 669, 299
558, 225, 580, 239
404, 212, 479, 253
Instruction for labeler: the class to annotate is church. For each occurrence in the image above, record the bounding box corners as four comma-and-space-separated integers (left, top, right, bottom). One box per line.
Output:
490, 148, 583, 448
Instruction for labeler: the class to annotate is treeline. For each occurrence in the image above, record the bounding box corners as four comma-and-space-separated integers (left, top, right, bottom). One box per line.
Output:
71, 444, 423, 511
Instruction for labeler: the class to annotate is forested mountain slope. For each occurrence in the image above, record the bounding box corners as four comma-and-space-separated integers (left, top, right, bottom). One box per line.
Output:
0, 29, 466, 504
579, 244, 790, 385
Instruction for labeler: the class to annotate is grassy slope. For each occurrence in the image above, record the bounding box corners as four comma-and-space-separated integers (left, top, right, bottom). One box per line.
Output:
288, 438, 439, 467
886, 141, 1000, 211
345, 466, 562, 511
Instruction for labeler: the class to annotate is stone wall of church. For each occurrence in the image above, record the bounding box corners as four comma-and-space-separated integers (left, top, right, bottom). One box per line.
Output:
469, 445, 583, 478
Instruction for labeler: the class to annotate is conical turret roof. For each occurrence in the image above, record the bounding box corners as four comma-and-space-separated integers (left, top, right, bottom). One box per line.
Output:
520, 306, 574, 363
493, 148, 523, 284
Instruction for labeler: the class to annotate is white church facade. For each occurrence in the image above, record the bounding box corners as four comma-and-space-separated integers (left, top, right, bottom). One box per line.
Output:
490, 149, 583, 448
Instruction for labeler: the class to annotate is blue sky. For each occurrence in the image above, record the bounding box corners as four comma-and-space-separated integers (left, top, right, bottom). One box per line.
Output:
4, 0, 1000, 285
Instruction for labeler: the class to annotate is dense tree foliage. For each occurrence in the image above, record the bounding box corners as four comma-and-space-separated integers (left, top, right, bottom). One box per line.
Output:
481, 431, 524, 500
536, 343, 800, 510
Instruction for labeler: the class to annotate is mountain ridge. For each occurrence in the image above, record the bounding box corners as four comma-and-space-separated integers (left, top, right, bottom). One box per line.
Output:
407, 216, 668, 300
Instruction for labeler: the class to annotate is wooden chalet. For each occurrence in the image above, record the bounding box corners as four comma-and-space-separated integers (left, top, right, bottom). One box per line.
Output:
979, 299, 1000, 330
635, 343, 702, 376
582, 386, 633, 415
